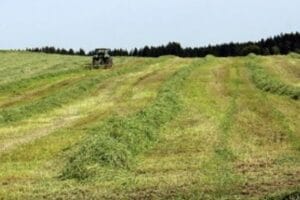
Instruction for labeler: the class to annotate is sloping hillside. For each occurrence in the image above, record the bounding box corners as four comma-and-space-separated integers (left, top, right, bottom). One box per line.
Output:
0, 51, 299, 199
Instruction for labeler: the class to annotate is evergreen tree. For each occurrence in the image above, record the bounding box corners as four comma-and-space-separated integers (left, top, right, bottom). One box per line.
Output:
271, 46, 281, 55
68, 49, 74, 55
26, 32, 300, 58
78, 48, 85, 56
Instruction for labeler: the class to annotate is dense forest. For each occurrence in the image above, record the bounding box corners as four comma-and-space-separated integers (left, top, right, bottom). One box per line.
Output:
27, 32, 300, 57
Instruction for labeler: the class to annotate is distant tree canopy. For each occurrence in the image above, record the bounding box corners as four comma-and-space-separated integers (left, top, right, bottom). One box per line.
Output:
26, 47, 85, 56
27, 32, 300, 57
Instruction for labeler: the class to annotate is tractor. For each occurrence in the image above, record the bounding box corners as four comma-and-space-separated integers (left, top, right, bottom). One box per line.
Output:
91, 48, 113, 69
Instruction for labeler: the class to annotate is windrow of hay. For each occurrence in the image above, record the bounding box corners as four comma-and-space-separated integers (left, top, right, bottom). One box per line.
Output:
61, 62, 197, 180
246, 57, 300, 100
0, 59, 161, 124
0, 67, 83, 95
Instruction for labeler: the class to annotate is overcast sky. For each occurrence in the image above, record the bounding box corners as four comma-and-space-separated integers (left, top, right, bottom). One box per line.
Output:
0, 0, 299, 50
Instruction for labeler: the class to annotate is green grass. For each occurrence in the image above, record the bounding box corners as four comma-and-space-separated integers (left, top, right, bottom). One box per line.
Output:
61, 61, 195, 180
0, 56, 168, 124
0, 52, 299, 199
246, 56, 300, 100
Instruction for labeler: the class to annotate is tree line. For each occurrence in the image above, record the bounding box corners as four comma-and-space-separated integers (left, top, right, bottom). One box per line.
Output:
27, 32, 300, 57
26, 47, 86, 56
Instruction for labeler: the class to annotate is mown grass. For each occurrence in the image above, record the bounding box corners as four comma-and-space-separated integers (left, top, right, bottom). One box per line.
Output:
0, 57, 167, 124
246, 56, 300, 100
0, 52, 299, 200
0, 67, 84, 95
74, 58, 242, 199
0, 52, 88, 86
61, 61, 194, 180
253, 55, 300, 89
0, 54, 188, 199
101, 57, 299, 200
0, 56, 178, 155
224, 57, 300, 199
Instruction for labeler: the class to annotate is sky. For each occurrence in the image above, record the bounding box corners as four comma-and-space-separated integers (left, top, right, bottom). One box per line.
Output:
0, 0, 300, 51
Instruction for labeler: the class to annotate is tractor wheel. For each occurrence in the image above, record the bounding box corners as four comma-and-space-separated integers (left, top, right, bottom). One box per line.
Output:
105, 58, 113, 69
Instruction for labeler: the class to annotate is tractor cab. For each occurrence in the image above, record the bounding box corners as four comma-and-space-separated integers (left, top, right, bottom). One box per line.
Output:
92, 48, 113, 69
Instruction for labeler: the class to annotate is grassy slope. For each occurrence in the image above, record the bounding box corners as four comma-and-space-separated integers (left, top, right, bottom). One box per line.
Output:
0, 52, 299, 199
261, 54, 300, 87
246, 55, 300, 100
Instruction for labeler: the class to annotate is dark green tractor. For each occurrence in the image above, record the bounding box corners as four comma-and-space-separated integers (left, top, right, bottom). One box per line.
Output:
92, 48, 113, 69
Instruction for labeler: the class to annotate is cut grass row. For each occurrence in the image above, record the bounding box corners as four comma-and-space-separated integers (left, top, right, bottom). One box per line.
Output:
0, 57, 188, 199
0, 58, 184, 155
104, 57, 300, 199
0, 52, 88, 85
0, 55, 128, 95
227, 60, 300, 199
61, 60, 195, 180
0, 67, 84, 95
246, 56, 300, 100
0, 59, 177, 160
0, 57, 134, 108
0, 52, 299, 199
261, 55, 300, 87
93, 58, 240, 199
0, 58, 167, 125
